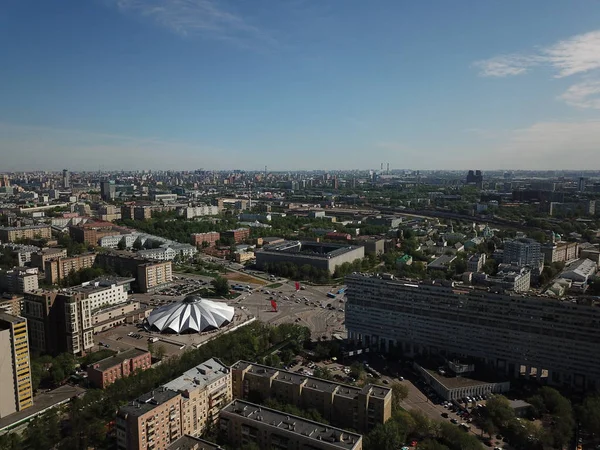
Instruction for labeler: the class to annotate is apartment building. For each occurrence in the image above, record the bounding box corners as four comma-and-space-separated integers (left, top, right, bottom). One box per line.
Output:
44, 252, 97, 284
177, 205, 220, 219
163, 358, 232, 435
69, 221, 120, 245
542, 241, 579, 264
138, 261, 173, 293
96, 252, 173, 293
0, 243, 40, 266
121, 205, 153, 221
117, 388, 183, 450
467, 253, 486, 273
30, 247, 68, 271
0, 312, 33, 418
23, 277, 132, 355
0, 225, 52, 243
231, 361, 391, 433
222, 228, 250, 244
503, 238, 544, 272
87, 348, 151, 389
190, 232, 220, 248
219, 400, 363, 450
117, 358, 231, 450
0, 295, 24, 316
66, 277, 133, 312
0, 267, 39, 293
345, 273, 600, 389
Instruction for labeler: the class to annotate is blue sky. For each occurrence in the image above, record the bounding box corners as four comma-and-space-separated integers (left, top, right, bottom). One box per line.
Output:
2, 0, 600, 171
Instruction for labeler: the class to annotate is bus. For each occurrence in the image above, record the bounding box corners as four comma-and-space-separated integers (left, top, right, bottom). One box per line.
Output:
326, 292, 336, 299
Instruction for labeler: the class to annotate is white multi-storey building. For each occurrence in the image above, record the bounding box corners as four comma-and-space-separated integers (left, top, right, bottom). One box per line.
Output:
177, 205, 220, 219
345, 273, 600, 390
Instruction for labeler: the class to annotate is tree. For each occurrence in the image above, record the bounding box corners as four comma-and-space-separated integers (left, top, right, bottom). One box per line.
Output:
314, 367, 333, 380
365, 420, 406, 450
117, 239, 127, 250
211, 276, 230, 296
349, 362, 365, 380
155, 344, 166, 360
578, 393, 600, 434
485, 394, 515, 428
391, 382, 408, 412
132, 239, 143, 250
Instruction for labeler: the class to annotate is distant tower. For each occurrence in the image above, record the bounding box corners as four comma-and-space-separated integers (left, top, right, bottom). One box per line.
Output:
387, 163, 390, 175
381, 163, 384, 171
578, 177, 586, 192
62, 169, 70, 189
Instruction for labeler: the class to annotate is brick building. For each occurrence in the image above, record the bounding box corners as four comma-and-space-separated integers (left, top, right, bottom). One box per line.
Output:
190, 232, 220, 248
222, 228, 250, 244
44, 253, 98, 284
87, 348, 151, 389
30, 248, 68, 271
69, 221, 120, 245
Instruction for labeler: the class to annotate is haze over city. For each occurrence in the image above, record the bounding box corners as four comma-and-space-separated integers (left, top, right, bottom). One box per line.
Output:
3, 0, 600, 170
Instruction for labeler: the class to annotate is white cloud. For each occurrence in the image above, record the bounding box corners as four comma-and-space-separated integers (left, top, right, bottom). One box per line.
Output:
559, 80, 600, 109
543, 31, 600, 78
474, 30, 600, 78
107, 0, 276, 48
472, 54, 540, 77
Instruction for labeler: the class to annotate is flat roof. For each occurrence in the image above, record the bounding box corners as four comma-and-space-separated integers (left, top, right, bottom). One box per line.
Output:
422, 367, 492, 389
259, 240, 362, 258
0, 311, 25, 327
167, 435, 223, 450
91, 347, 149, 372
221, 400, 362, 449
120, 387, 179, 418
232, 361, 389, 399
163, 358, 230, 393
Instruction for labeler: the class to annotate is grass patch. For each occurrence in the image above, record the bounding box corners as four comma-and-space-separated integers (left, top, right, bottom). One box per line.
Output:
224, 272, 267, 285
266, 282, 283, 288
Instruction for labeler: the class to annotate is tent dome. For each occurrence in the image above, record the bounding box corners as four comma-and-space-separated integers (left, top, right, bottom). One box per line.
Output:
147, 296, 235, 334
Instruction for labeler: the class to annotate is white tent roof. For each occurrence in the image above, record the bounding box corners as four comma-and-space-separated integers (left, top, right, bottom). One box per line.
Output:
147, 296, 234, 333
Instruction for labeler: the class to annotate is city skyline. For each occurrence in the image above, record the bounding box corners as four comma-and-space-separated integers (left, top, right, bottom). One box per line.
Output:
2, 1, 600, 170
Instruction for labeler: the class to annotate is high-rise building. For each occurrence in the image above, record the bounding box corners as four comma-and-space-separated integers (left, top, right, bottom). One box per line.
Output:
23, 277, 133, 355
578, 176, 586, 192
503, 238, 544, 271
101, 180, 116, 201
117, 358, 231, 450
0, 312, 33, 418
62, 169, 70, 189
345, 273, 600, 389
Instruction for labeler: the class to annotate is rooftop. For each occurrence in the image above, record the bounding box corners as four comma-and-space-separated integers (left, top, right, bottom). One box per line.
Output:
0, 224, 50, 231
90, 347, 149, 372
0, 311, 25, 328
167, 435, 223, 450
163, 358, 230, 393
119, 387, 179, 418
232, 361, 389, 399
259, 240, 362, 258
421, 366, 497, 390
221, 400, 362, 449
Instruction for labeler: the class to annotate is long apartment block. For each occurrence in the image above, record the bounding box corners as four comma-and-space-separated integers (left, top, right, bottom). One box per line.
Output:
219, 400, 363, 450
345, 273, 600, 390
231, 361, 392, 433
